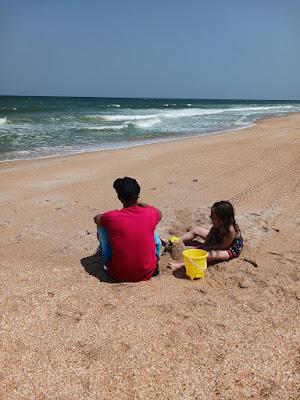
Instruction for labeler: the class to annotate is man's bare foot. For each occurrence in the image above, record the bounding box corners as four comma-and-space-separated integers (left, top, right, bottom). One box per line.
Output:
167, 261, 185, 271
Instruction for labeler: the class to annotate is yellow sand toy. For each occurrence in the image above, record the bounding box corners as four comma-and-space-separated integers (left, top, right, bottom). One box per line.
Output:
168, 236, 180, 244
183, 249, 208, 280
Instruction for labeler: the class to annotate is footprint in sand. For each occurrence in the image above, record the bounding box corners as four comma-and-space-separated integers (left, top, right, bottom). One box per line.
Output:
55, 305, 84, 323
0, 220, 12, 227
238, 277, 252, 288
103, 302, 118, 312
75, 342, 102, 368
283, 251, 300, 263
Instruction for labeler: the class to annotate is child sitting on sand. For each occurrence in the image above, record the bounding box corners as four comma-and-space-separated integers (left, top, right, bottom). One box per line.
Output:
166, 200, 243, 270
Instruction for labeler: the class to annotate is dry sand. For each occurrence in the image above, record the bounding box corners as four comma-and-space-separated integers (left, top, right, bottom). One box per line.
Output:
0, 114, 299, 399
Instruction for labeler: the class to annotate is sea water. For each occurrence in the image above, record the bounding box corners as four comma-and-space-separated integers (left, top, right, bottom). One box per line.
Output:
0, 96, 299, 161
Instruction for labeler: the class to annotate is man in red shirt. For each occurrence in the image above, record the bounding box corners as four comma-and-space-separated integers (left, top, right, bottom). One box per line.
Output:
94, 177, 162, 282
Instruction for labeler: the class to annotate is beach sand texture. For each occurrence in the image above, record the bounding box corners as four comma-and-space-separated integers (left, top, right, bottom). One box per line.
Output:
0, 114, 299, 399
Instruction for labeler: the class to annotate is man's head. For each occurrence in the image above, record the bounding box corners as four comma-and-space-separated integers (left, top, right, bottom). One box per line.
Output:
113, 177, 140, 206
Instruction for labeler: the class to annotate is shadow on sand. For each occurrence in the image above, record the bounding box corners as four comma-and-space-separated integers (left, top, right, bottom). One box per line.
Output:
80, 253, 116, 283
172, 266, 189, 279
172, 261, 220, 280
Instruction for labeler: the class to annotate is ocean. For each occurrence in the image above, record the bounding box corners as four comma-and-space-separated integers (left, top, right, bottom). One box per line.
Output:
1, 96, 299, 161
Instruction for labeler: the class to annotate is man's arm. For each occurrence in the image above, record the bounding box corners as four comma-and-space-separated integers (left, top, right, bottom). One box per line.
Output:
157, 208, 162, 221
94, 213, 103, 226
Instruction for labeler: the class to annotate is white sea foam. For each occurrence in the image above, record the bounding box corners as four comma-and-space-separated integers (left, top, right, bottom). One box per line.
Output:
100, 114, 158, 121
86, 124, 127, 130
94, 108, 224, 123
1, 98, 299, 162
17, 150, 31, 154
230, 105, 294, 112
133, 118, 161, 129
103, 104, 121, 108
162, 108, 224, 118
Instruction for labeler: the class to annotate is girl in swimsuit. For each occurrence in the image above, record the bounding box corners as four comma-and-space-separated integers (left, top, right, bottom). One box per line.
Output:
167, 200, 243, 270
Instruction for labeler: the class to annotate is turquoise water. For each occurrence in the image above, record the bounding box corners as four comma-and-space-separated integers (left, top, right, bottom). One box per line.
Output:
0, 96, 300, 161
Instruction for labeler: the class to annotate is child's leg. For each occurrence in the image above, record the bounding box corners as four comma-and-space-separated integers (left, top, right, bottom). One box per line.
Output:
167, 260, 185, 271
97, 227, 112, 265
207, 250, 231, 262
168, 249, 230, 271
166, 227, 210, 270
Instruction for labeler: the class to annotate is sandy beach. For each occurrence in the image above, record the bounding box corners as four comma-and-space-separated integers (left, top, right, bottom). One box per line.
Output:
0, 113, 299, 399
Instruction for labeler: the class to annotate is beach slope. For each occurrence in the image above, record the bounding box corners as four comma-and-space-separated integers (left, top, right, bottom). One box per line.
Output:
0, 114, 299, 399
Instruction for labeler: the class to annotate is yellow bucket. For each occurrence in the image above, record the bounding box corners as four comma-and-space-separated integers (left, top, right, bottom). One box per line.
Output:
183, 249, 208, 280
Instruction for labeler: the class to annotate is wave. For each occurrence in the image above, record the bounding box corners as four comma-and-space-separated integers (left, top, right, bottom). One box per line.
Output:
86, 113, 158, 121
229, 105, 294, 112
86, 124, 127, 131
132, 118, 161, 129
162, 108, 224, 118
85, 119, 160, 130
103, 114, 159, 121
0, 117, 8, 124
89, 108, 224, 123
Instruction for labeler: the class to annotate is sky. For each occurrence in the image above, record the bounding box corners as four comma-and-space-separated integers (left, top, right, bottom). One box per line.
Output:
0, 0, 299, 99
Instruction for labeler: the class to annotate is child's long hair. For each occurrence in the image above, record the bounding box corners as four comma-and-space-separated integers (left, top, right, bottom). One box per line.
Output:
212, 201, 240, 243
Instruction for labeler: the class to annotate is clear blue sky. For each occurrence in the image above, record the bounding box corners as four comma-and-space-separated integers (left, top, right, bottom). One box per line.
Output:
0, 0, 299, 99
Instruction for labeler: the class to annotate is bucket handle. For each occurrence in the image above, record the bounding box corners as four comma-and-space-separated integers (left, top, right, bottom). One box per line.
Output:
188, 257, 206, 271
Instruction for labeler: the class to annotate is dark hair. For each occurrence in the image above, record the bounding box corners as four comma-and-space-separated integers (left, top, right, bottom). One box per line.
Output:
212, 200, 239, 241
113, 177, 140, 202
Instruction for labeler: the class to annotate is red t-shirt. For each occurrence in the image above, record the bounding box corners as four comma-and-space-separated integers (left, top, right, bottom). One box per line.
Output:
100, 205, 160, 282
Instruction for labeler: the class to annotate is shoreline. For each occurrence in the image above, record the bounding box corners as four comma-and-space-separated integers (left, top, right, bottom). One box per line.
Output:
0, 111, 298, 164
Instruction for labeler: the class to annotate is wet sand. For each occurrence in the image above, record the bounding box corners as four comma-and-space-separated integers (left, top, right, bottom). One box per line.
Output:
0, 114, 299, 399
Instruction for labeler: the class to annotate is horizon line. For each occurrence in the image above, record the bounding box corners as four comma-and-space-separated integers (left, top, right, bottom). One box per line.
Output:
0, 94, 299, 102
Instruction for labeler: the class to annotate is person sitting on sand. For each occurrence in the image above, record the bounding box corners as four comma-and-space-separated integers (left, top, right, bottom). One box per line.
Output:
166, 200, 243, 270
94, 177, 162, 282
